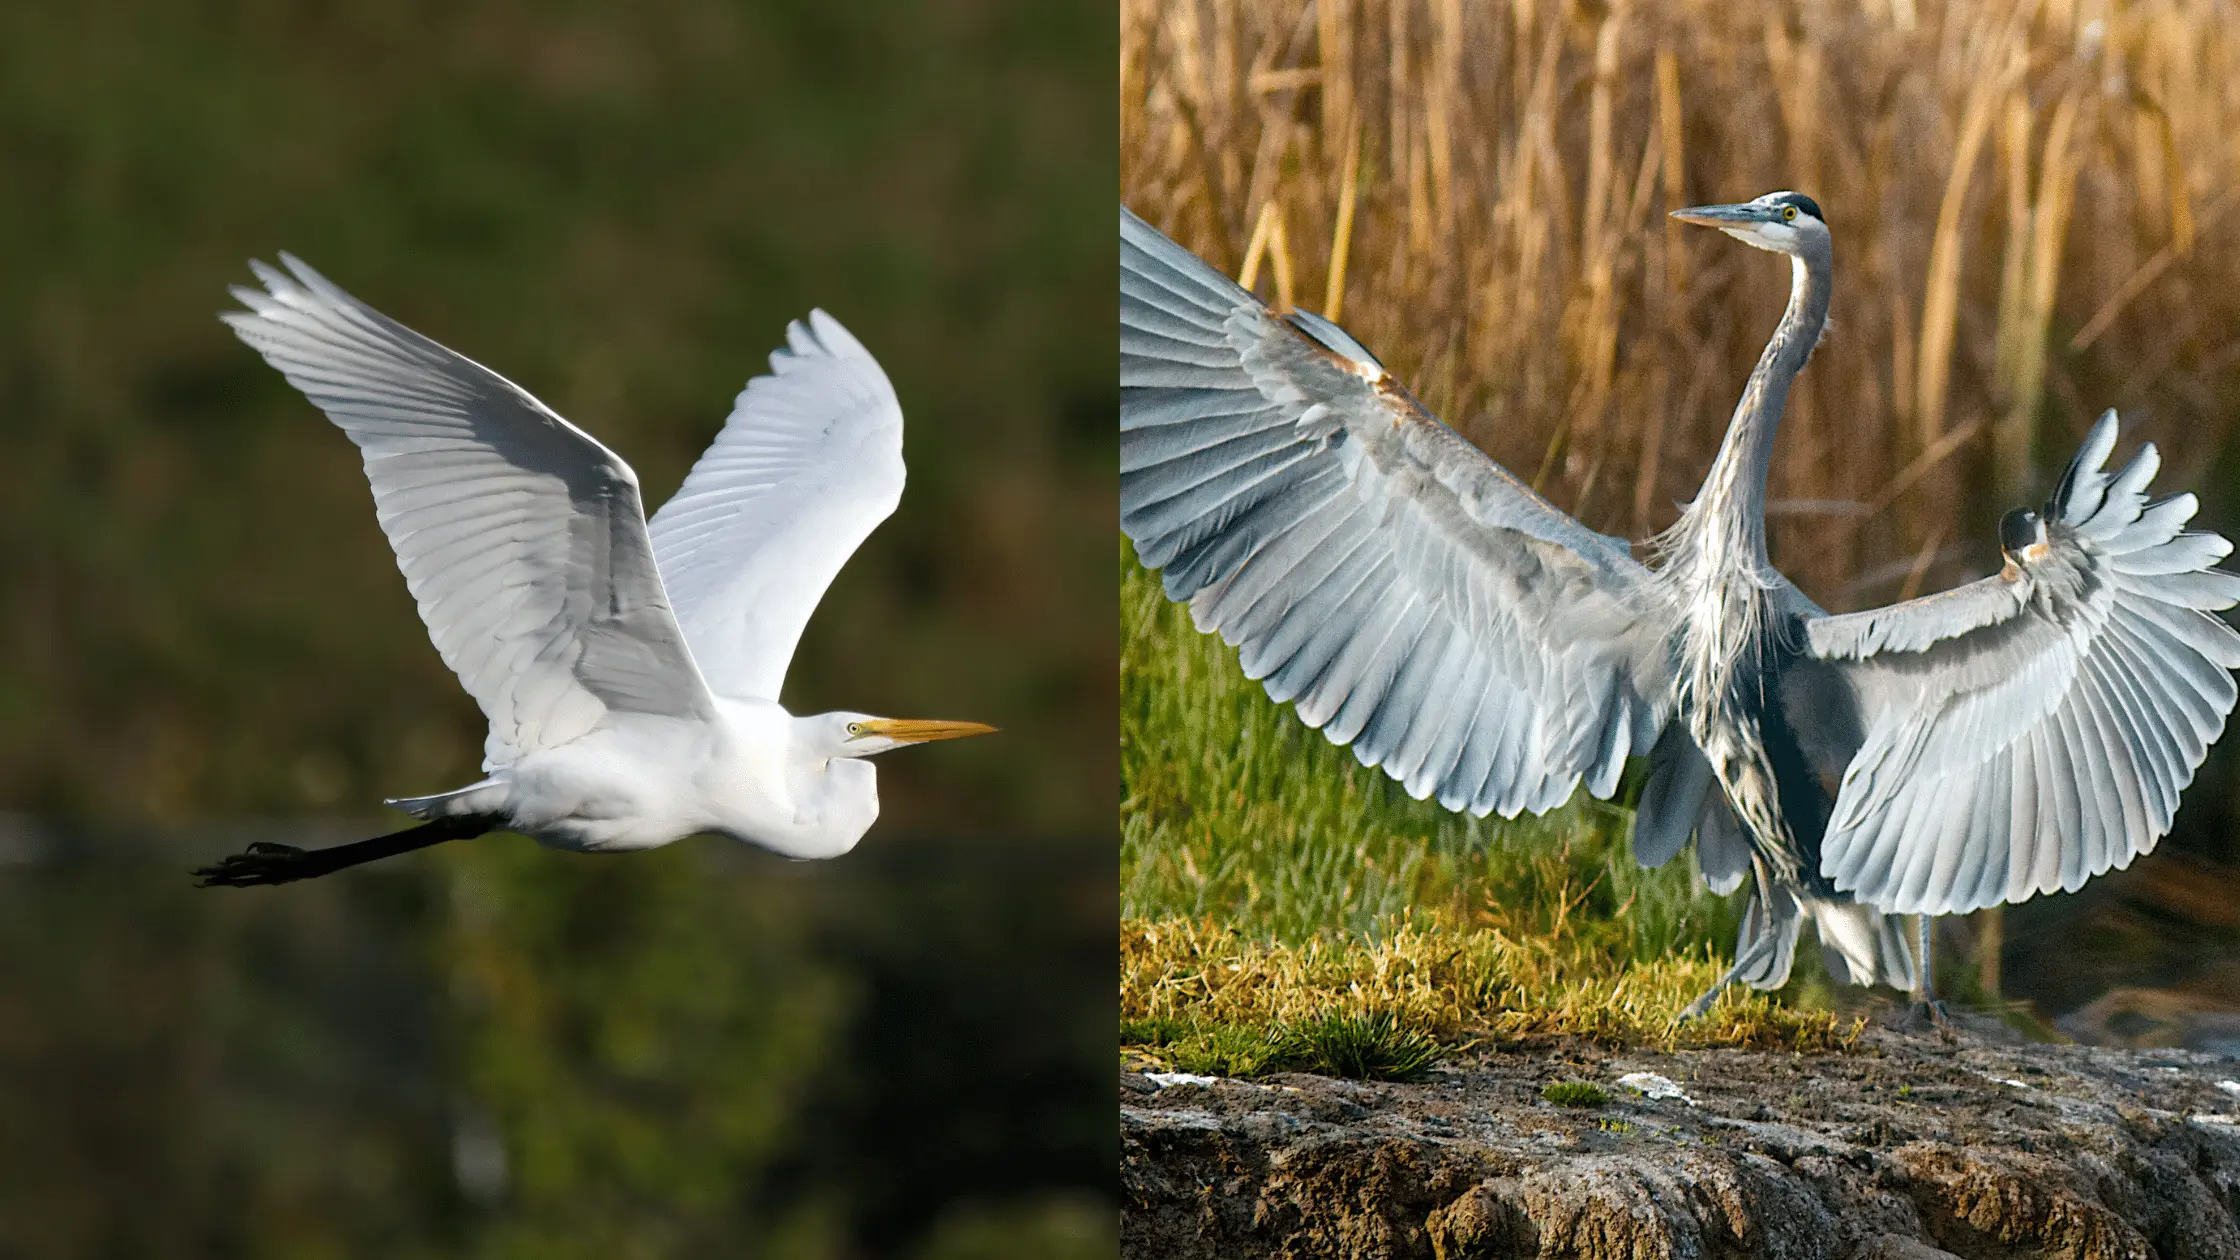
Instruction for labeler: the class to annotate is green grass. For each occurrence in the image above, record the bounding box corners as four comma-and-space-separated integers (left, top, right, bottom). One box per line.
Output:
1121, 1008, 1440, 1082
1120, 540, 1859, 1059
1122, 541, 1741, 953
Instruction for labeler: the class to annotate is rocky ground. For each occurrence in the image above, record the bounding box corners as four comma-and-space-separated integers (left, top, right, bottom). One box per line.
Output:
1121, 1027, 2240, 1259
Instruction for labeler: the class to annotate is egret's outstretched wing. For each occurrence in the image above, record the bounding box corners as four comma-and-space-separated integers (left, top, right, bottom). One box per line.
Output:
1801, 412, 2240, 914
224, 255, 716, 760
1121, 206, 1674, 816
644, 312, 903, 702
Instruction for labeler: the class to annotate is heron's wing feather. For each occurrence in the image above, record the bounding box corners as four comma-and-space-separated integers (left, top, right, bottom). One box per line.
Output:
1122, 207, 1674, 815
1801, 412, 2240, 914
644, 312, 904, 701
223, 256, 717, 760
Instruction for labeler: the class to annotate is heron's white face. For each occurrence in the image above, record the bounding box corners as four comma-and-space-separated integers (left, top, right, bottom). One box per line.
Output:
817, 711, 998, 759
1671, 192, 1827, 257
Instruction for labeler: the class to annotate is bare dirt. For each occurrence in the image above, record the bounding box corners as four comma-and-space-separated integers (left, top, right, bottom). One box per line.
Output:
1121, 1027, 2240, 1259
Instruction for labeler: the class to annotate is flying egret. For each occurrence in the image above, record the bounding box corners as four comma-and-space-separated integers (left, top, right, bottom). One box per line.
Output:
194, 256, 993, 887
1119, 194, 2240, 1023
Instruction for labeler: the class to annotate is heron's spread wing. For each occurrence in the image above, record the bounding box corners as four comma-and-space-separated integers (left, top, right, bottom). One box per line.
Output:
1801, 412, 2240, 914
1121, 207, 1675, 816
645, 311, 903, 702
223, 255, 717, 760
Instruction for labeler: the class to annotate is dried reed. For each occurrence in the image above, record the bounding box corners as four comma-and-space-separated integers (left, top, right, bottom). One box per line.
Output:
1122, 0, 2240, 608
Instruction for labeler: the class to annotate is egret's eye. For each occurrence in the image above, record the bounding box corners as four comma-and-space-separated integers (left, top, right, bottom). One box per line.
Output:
846, 722, 863, 737
1781, 205, 1798, 223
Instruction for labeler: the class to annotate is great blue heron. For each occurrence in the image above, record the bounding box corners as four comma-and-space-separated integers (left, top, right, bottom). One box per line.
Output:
1119, 192, 2240, 1020
194, 255, 994, 888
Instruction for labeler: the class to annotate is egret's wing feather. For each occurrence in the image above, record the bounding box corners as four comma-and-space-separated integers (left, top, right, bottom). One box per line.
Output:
1122, 206, 1675, 816
645, 311, 903, 701
1801, 412, 2240, 914
223, 255, 716, 760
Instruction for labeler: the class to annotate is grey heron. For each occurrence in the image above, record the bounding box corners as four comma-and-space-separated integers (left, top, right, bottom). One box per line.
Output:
194, 255, 994, 888
1119, 192, 2240, 1021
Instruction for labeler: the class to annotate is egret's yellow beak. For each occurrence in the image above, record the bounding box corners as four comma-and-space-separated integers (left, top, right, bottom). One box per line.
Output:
857, 718, 999, 744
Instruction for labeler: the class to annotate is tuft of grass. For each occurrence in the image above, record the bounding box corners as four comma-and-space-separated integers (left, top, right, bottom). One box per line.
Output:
1285, 1010, 1442, 1083
1543, 1081, 1609, 1108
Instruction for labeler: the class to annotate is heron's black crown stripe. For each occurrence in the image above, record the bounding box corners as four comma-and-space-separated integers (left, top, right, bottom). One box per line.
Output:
1768, 191, 1824, 222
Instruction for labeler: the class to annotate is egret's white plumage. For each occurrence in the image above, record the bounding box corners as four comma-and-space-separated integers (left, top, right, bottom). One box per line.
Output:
647, 312, 907, 704
197, 256, 990, 886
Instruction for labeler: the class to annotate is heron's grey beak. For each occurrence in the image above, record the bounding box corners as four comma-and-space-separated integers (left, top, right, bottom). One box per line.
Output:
1670, 203, 1770, 227
855, 718, 999, 744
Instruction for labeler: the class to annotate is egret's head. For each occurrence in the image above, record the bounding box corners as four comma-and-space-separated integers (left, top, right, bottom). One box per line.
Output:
819, 712, 998, 759
1671, 191, 1827, 257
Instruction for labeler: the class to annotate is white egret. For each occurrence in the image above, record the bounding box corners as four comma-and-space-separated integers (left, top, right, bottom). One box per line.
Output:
195, 256, 993, 887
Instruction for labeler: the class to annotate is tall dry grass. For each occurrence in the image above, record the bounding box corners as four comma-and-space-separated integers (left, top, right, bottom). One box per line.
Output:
1122, 0, 2240, 607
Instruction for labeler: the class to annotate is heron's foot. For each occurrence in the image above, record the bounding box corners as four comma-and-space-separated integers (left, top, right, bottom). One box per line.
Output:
1672, 988, 1721, 1028
193, 841, 320, 888
1889, 998, 1955, 1037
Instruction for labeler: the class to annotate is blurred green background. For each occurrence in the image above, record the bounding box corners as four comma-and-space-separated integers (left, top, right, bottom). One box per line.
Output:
0, 1, 1114, 1257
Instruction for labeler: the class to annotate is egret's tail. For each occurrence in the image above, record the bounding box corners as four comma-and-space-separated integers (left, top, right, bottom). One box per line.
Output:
388, 778, 508, 821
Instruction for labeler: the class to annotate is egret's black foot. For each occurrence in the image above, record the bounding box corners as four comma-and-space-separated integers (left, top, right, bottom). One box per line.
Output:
194, 815, 499, 887
194, 841, 328, 887
1890, 999, 1955, 1037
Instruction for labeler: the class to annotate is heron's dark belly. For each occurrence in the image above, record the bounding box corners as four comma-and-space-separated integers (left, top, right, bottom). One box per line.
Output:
1687, 618, 1848, 899
1757, 646, 1843, 898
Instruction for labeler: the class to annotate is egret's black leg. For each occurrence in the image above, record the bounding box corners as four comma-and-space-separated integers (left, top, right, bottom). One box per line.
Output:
1893, 913, 1953, 1033
194, 814, 497, 887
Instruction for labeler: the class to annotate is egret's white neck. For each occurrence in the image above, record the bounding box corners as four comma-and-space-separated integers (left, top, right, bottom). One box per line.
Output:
773, 753, 880, 859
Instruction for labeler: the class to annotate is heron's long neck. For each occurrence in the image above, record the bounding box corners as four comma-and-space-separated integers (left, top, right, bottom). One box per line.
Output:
1668, 247, 1830, 583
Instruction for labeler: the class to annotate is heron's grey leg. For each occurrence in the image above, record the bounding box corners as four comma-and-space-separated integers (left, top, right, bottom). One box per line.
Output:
1896, 913, 1953, 1033
1674, 928, 1777, 1025
1911, 913, 1934, 1004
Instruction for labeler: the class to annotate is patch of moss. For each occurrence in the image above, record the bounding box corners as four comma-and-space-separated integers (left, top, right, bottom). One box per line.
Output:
1542, 1081, 1609, 1108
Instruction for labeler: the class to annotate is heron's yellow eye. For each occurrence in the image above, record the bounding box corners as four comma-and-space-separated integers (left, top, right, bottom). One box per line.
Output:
1781, 205, 1798, 223
846, 722, 863, 737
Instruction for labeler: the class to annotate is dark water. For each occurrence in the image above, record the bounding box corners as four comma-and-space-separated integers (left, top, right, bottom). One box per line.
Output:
0, 820, 1115, 1260
2005, 845, 2240, 1053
